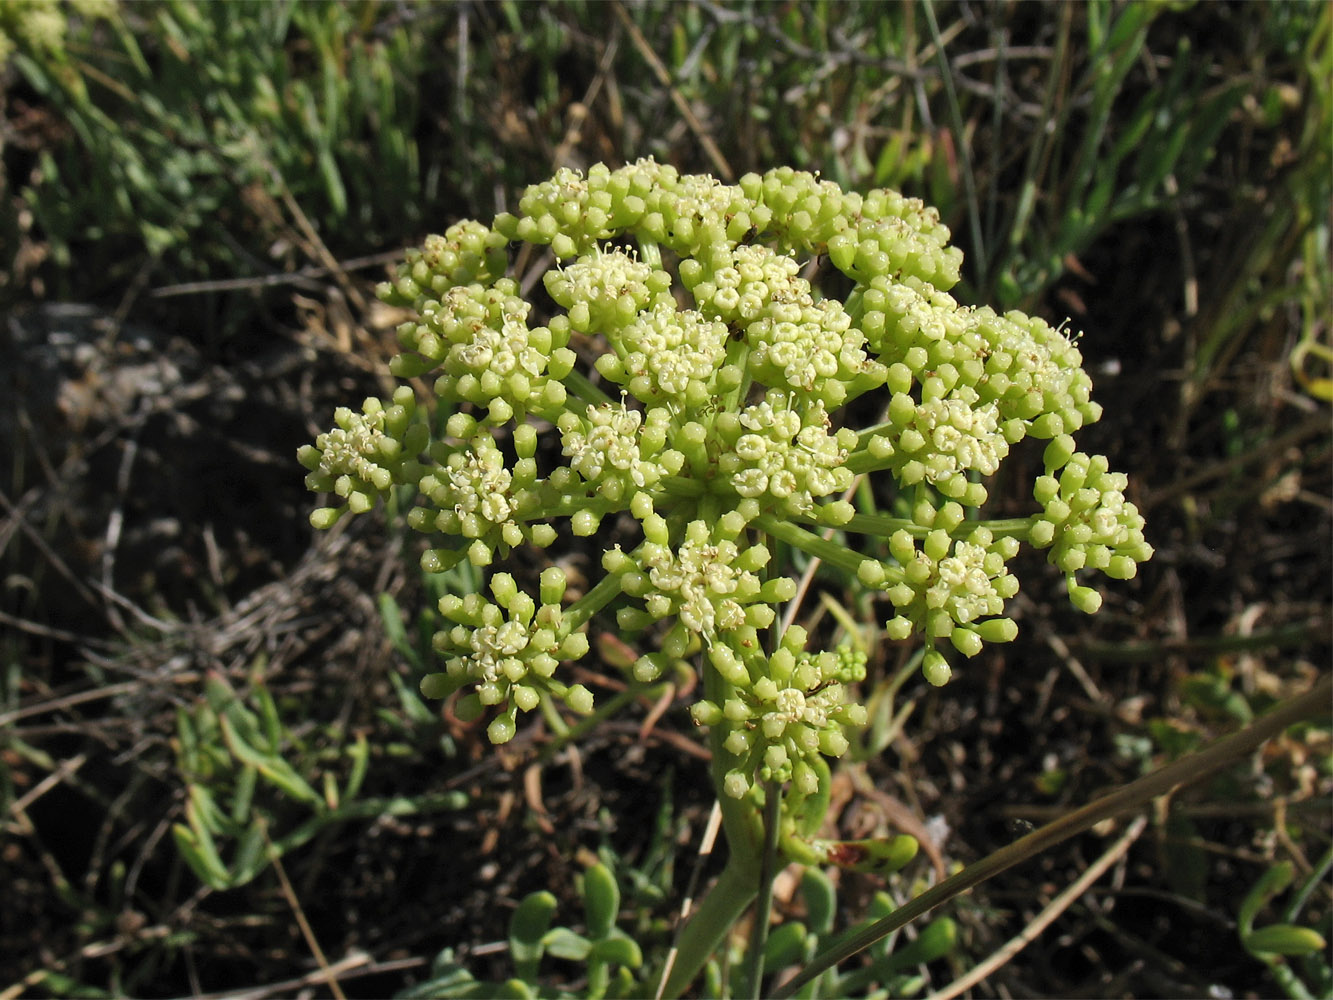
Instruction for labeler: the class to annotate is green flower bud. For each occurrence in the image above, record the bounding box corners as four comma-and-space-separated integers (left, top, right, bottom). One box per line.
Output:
454, 692, 485, 723
487, 710, 518, 745
950, 627, 984, 657
1068, 581, 1103, 614
691, 700, 724, 727
709, 638, 868, 797
566, 684, 595, 715
724, 771, 750, 799
922, 648, 952, 686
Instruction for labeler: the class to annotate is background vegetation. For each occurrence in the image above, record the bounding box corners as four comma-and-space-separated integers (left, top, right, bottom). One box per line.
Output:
2, 1, 1329, 997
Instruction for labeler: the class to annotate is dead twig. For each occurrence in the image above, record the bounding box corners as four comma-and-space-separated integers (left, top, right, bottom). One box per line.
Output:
264, 823, 348, 1000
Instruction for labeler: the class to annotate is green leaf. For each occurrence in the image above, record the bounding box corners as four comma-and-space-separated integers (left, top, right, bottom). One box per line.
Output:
1136, 120, 1193, 202
219, 715, 323, 807
388, 668, 435, 725
878, 916, 957, 974
230, 821, 269, 886
186, 782, 227, 836
342, 731, 370, 803
175, 707, 200, 772
542, 926, 592, 962
1245, 923, 1329, 958
587, 933, 643, 969
396, 948, 489, 998
762, 920, 811, 970
1240, 862, 1296, 934
1103, 1, 1156, 57
395, 959, 478, 999
379, 592, 424, 671
172, 822, 231, 890
800, 867, 837, 937
874, 133, 910, 190
509, 891, 557, 981
824, 834, 919, 875
583, 863, 620, 940
230, 762, 257, 825
254, 684, 285, 752
1109, 98, 1160, 165
203, 673, 238, 717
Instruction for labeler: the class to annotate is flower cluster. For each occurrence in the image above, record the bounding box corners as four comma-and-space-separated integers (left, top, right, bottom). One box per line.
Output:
423, 569, 592, 745
595, 302, 730, 405
557, 399, 679, 507
712, 392, 858, 521
299, 386, 424, 527
303, 160, 1151, 810
1032, 438, 1153, 612
409, 424, 558, 569
546, 247, 670, 333
862, 383, 1009, 507
690, 628, 869, 799
857, 500, 1021, 685
605, 516, 795, 675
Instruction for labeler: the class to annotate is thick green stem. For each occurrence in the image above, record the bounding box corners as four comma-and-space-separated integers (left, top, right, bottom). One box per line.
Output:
843, 450, 897, 477
755, 513, 868, 578
637, 237, 663, 271
744, 781, 783, 1000
562, 367, 616, 408
659, 662, 764, 999
561, 571, 625, 632
654, 475, 707, 500
660, 854, 760, 999
978, 517, 1036, 539
542, 495, 618, 520
834, 511, 1035, 542
837, 511, 920, 538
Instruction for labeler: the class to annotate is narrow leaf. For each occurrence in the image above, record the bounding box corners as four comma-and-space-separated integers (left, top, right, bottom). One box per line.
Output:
583, 863, 620, 941
509, 891, 557, 981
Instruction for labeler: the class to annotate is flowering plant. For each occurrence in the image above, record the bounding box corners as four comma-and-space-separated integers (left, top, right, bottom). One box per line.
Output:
300, 160, 1151, 993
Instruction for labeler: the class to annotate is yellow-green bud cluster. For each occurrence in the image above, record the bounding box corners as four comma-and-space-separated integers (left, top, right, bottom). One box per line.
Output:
1032, 438, 1153, 613
545, 247, 672, 333
302, 158, 1150, 757
858, 501, 1020, 686
747, 167, 963, 291
704, 391, 857, 522
679, 243, 880, 409
299, 386, 424, 527
380, 222, 510, 301
423, 569, 593, 744
409, 422, 558, 571
594, 302, 731, 405
389, 278, 576, 424
690, 629, 869, 798
606, 517, 798, 679
556, 400, 682, 508
849, 276, 1102, 500
860, 382, 1009, 507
